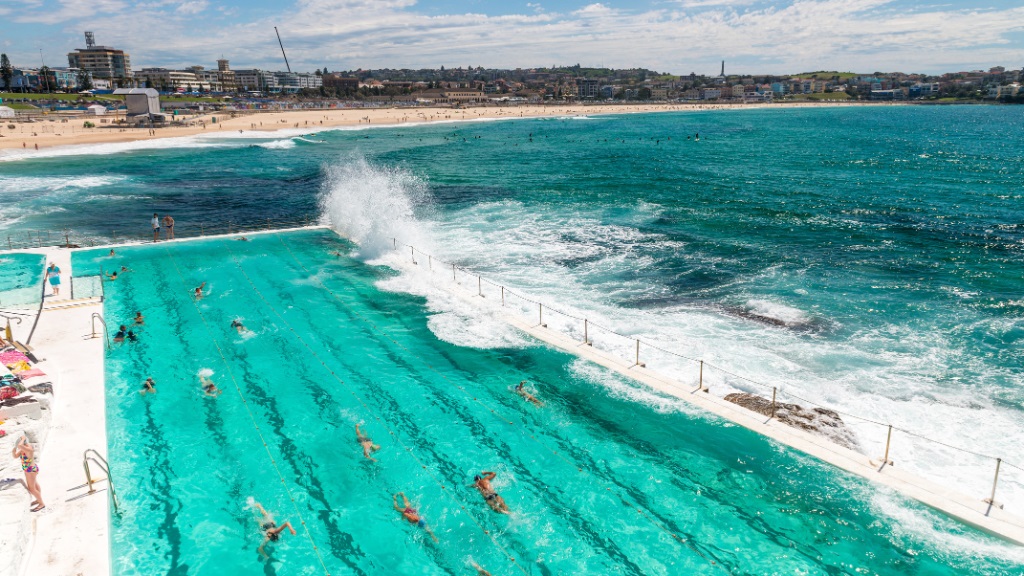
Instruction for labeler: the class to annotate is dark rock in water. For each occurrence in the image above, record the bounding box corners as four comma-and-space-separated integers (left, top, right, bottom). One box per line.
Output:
724, 392, 860, 451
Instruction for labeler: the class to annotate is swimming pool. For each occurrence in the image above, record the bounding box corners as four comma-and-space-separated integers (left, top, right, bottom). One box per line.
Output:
0, 253, 44, 309
70, 230, 1021, 575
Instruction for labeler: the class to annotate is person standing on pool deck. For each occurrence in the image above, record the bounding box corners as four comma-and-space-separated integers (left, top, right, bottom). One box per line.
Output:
12, 435, 44, 512
252, 501, 297, 558
162, 214, 175, 240
471, 471, 510, 514
355, 424, 380, 462
393, 492, 438, 542
151, 213, 160, 242
45, 263, 61, 296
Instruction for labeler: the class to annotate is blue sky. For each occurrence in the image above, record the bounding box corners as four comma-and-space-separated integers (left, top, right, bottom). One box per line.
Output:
2, 0, 1022, 75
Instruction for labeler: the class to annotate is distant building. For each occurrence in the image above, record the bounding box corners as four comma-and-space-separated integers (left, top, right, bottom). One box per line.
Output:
273, 71, 322, 92
235, 69, 279, 92
67, 32, 132, 85
575, 78, 600, 99
135, 68, 199, 92
217, 59, 237, 92
322, 74, 359, 92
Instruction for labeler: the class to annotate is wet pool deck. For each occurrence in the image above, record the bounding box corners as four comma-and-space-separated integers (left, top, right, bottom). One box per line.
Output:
0, 223, 1021, 576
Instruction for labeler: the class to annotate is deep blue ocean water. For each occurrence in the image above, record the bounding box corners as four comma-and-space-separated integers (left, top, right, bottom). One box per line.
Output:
3, 105, 1024, 571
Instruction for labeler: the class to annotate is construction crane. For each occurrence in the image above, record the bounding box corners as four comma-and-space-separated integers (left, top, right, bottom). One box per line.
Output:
274, 27, 291, 73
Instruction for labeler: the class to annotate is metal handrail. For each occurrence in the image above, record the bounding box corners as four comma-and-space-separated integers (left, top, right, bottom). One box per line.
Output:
90, 312, 110, 350
82, 448, 119, 514
2, 214, 321, 252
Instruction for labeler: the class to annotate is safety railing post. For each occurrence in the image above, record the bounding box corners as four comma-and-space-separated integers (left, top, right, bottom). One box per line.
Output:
882, 425, 894, 466
266, 218, 271, 230
771, 387, 777, 419
452, 263, 456, 281
539, 303, 545, 327
393, 237, 397, 249
501, 286, 505, 306
698, 360, 705, 392
478, 276, 483, 297
428, 255, 432, 271
583, 319, 589, 344
634, 340, 644, 367
984, 458, 1003, 508
410, 246, 415, 263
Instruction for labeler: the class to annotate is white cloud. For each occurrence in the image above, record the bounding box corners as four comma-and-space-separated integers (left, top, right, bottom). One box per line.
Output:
177, 0, 208, 14
5, 0, 1024, 75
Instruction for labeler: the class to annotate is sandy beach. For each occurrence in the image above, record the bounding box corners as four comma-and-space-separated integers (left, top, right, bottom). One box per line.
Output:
0, 101, 883, 151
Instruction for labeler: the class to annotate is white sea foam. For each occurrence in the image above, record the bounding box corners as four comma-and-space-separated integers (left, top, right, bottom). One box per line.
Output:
316, 155, 1024, 529
254, 139, 297, 150
0, 175, 129, 195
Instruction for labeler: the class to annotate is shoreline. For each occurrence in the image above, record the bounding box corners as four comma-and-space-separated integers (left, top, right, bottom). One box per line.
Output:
0, 101, 900, 154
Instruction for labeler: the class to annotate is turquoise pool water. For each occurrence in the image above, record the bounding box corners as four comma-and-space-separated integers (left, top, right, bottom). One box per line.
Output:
0, 253, 44, 309
71, 230, 1020, 575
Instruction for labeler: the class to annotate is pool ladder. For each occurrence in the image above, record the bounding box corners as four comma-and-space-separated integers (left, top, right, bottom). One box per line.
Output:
90, 313, 111, 350
82, 448, 120, 514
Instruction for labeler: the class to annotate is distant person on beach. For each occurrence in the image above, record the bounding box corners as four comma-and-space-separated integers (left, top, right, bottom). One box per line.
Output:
152, 213, 160, 242
194, 282, 206, 299
393, 492, 438, 542
134, 311, 145, 325
355, 424, 380, 462
12, 435, 44, 512
515, 381, 543, 406
45, 263, 61, 296
230, 319, 249, 334
140, 377, 156, 395
200, 373, 222, 397
113, 325, 127, 343
163, 214, 175, 240
471, 471, 510, 514
253, 501, 296, 558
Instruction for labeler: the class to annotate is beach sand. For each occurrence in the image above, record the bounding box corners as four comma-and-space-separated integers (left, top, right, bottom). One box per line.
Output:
0, 101, 883, 151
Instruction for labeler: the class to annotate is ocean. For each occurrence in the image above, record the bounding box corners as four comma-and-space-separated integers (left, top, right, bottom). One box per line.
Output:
2, 104, 1023, 567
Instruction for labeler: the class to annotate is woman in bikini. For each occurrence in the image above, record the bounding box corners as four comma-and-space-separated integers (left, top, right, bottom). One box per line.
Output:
12, 436, 44, 512
393, 492, 438, 542
355, 424, 380, 462
253, 501, 296, 558
471, 471, 510, 514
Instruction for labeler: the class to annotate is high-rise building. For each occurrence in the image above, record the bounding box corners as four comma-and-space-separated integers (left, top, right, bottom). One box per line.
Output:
67, 32, 132, 84
217, 59, 237, 92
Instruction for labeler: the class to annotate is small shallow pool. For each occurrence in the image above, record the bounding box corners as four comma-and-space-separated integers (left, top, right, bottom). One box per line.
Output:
69, 230, 1018, 575
0, 253, 44, 309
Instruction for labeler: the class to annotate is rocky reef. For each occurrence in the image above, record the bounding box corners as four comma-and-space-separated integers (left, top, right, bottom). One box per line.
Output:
724, 392, 860, 451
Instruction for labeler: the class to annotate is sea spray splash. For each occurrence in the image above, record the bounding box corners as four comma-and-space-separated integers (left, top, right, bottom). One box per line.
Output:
318, 155, 430, 259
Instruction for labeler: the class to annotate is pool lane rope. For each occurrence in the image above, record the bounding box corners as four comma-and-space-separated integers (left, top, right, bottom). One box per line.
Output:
161, 247, 335, 576
218, 241, 534, 576
272, 235, 730, 573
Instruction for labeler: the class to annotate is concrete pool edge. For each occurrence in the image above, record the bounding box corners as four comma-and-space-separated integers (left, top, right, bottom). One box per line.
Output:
385, 256, 1024, 547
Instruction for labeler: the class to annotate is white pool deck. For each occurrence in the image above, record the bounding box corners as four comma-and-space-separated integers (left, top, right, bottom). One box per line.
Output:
0, 225, 1021, 576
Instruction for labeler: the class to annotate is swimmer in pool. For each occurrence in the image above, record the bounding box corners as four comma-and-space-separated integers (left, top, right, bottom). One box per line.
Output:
230, 319, 249, 334
109, 249, 116, 257
393, 492, 438, 542
140, 377, 156, 395
106, 271, 118, 281
471, 471, 510, 514
515, 381, 543, 406
253, 501, 296, 558
194, 282, 206, 299
237, 236, 249, 242
113, 325, 127, 344
200, 374, 222, 397
134, 311, 145, 325
355, 424, 380, 462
